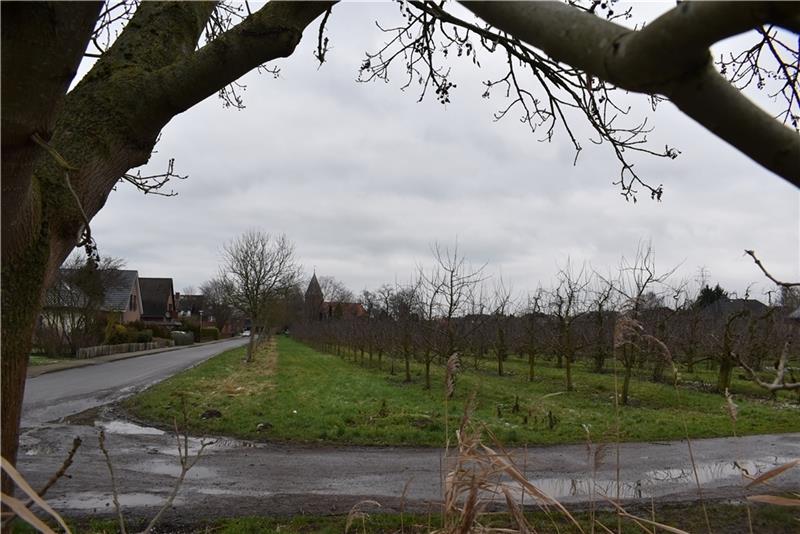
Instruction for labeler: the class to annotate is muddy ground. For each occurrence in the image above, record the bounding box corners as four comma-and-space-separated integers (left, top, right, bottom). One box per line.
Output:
17, 403, 800, 524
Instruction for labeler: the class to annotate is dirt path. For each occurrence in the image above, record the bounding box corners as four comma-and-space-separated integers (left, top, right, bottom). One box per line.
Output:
17, 412, 800, 523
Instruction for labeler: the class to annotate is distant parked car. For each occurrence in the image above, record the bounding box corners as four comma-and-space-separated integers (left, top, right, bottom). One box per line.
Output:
241, 329, 251, 337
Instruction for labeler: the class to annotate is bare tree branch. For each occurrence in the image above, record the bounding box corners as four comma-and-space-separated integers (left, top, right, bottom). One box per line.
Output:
462, 1, 800, 186
744, 249, 800, 288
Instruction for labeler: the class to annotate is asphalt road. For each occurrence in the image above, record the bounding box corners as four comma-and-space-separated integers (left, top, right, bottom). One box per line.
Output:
18, 422, 800, 522
16, 338, 800, 524
22, 337, 249, 425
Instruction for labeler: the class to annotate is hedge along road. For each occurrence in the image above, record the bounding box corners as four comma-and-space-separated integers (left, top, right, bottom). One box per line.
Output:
22, 336, 249, 425
15, 339, 800, 522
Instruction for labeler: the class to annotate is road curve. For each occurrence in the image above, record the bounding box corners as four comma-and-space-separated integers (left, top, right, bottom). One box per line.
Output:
16, 337, 800, 523
22, 337, 248, 425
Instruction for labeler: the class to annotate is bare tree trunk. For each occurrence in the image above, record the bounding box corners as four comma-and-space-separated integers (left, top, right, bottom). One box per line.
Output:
528, 351, 535, 381
425, 359, 431, 390
621, 365, 633, 406
1, 2, 102, 499
565, 351, 574, 392
246, 328, 257, 362
717, 358, 734, 393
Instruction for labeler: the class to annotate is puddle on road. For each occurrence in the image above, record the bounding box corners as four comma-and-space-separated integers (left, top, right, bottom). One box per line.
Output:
506, 456, 797, 502
644, 457, 793, 485
135, 459, 215, 479
50, 492, 176, 511
97, 420, 165, 435
196, 487, 273, 497
94, 420, 258, 455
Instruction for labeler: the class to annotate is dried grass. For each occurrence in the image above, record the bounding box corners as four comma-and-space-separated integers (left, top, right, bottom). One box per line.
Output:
435, 397, 584, 534
202, 339, 278, 399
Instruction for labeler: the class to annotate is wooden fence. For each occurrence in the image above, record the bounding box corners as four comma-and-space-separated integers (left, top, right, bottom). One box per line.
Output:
76, 339, 174, 359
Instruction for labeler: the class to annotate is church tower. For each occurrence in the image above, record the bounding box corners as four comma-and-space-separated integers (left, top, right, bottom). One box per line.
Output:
304, 273, 324, 322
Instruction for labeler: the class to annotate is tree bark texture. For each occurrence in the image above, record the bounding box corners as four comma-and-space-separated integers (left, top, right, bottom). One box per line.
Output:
0, 0, 332, 492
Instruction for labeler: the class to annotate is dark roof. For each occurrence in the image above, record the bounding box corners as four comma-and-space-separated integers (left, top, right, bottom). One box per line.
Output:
43, 274, 89, 308
702, 298, 769, 318
139, 278, 174, 318
305, 273, 323, 300
101, 270, 140, 312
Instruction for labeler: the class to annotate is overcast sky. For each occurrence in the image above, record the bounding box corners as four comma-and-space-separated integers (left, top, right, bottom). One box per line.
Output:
86, 2, 799, 304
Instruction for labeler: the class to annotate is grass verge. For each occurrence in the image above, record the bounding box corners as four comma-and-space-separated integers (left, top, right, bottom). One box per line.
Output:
12, 503, 799, 533
28, 355, 71, 366
123, 337, 799, 446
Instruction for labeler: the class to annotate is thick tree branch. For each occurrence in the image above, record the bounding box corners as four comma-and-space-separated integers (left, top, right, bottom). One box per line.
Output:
462, 1, 800, 186
1, 2, 102, 264
668, 64, 799, 184
155, 1, 335, 116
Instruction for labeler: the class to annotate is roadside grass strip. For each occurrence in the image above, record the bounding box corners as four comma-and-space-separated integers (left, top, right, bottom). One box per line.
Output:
124, 337, 799, 447
12, 503, 800, 533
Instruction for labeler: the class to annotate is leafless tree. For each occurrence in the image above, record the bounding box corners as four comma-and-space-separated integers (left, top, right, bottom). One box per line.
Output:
38, 253, 125, 356
587, 272, 617, 373
520, 287, 546, 381
318, 275, 354, 303
490, 279, 514, 377
220, 231, 301, 362
738, 249, 800, 392
609, 242, 677, 404
419, 242, 486, 388
199, 277, 234, 335
549, 261, 591, 391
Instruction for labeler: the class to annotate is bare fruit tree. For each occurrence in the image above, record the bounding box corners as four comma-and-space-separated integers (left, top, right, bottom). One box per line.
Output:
549, 261, 591, 391
220, 231, 301, 362
739, 249, 800, 391
609, 242, 677, 404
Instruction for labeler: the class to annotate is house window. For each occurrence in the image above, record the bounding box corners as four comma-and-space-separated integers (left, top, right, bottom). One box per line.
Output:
130, 294, 137, 311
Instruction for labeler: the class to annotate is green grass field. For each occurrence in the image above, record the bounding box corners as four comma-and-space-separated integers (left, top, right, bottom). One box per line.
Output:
123, 336, 799, 447
13, 503, 799, 534
28, 355, 70, 366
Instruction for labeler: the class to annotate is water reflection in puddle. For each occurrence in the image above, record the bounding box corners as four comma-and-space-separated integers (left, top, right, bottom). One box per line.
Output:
97, 420, 164, 436
506, 456, 796, 502
51, 492, 175, 510
133, 459, 215, 479
644, 457, 792, 485
196, 487, 273, 497
95, 420, 257, 455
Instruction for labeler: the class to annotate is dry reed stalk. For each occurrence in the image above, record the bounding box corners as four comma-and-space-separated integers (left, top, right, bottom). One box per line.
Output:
437, 409, 587, 534
344, 500, 382, 534
602, 497, 690, 534
0, 456, 72, 534
613, 312, 713, 534
98, 429, 127, 534
722, 388, 755, 534
745, 458, 799, 488
400, 477, 414, 533
744, 459, 800, 507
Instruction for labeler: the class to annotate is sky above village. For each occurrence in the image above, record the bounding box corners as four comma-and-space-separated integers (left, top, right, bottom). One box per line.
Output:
86, 2, 798, 304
